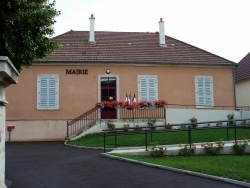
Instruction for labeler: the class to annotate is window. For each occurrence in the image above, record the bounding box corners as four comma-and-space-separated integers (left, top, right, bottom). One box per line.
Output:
138, 75, 158, 101
37, 75, 59, 110
195, 76, 214, 108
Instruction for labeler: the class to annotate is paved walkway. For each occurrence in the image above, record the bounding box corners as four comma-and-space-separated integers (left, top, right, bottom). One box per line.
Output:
5, 142, 247, 188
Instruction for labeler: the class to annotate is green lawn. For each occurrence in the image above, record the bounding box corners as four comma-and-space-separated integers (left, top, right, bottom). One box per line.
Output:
112, 154, 250, 183
67, 127, 250, 148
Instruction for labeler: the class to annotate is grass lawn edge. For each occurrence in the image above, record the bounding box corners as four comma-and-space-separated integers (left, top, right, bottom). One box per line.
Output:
101, 152, 250, 188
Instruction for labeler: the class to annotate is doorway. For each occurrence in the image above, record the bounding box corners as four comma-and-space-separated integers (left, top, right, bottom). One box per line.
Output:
100, 77, 117, 119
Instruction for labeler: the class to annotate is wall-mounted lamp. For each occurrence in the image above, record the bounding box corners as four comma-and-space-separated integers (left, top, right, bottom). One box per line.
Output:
106, 69, 111, 74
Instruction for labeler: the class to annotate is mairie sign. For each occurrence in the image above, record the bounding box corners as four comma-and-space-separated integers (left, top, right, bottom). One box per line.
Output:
66, 69, 88, 75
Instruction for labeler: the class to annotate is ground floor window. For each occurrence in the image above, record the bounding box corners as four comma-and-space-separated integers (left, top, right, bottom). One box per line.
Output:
138, 75, 158, 101
195, 76, 214, 108
37, 75, 59, 110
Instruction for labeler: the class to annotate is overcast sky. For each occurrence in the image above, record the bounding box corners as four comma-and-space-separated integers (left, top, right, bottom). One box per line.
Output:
53, 0, 250, 63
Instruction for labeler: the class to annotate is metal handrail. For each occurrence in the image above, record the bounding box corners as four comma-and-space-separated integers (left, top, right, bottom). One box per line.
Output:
103, 118, 250, 152
66, 107, 99, 139
165, 104, 250, 111
66, 104, 250, 140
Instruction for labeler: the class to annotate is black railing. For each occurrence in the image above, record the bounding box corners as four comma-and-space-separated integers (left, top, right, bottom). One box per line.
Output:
66, 104, 250, 140
236, 106, 250, 111
66, 107, 99, 139
103, 118, 250, 152
165, 104, 250, 111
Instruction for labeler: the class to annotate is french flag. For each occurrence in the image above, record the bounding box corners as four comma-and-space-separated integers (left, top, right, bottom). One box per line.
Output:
132, 94, 137, 107
128, 93, 131, 105
124, 93, 129, 107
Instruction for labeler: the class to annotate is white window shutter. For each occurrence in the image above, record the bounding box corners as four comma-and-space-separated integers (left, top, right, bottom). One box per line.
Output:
195, 76, 214, 108
148, 77, 156, 101
138, 76, 157, 101
39, 77, 49, 108
37, 75, 59, 109
48, 77, 57, 107
140, 77, 148, 101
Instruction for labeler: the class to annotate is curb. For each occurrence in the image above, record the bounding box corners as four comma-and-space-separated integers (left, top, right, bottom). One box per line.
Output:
101, 153, 250, 188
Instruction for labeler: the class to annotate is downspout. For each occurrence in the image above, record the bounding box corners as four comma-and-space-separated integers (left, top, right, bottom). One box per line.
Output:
232, 66, 238, 111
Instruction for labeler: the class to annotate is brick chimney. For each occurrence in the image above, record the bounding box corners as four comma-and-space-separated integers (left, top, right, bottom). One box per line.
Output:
159, 18, 166, 47
89, 14, 95, 43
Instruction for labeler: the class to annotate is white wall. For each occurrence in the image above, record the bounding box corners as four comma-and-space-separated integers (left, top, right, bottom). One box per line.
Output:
5, 120, 67, 141
166, 109, 241, 125
240, 111, 250, 119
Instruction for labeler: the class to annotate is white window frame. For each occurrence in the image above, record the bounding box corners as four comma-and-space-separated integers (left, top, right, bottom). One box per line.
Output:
37, 75, 59, 110
138, 75, 158, 101
195, 76, 214, 108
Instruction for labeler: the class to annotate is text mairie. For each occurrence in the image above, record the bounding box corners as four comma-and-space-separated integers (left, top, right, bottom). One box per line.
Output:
66, 69, 88, 75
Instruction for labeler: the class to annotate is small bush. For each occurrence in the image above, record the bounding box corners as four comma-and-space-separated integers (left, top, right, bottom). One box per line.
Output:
179, 143, 196, 156
165, 123, 172, 130
123, 124, 130, 132
227, 113, 234, 126
201, 139, 225, 155
149, 142, 167, 157
106, 121, 115, 131
147, 119, 156, 130
232, 137, 249, 155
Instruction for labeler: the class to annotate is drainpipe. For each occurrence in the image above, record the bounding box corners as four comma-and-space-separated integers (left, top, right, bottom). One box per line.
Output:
232, 67, 237, 111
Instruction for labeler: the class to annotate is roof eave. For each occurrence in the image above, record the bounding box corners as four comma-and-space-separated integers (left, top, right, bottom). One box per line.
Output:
35, 60, 237, 67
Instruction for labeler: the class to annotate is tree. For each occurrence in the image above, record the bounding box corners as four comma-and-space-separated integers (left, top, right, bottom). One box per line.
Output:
0, 0, 60, 71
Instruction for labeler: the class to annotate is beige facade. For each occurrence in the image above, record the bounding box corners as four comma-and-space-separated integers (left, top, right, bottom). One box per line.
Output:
236, 78, 250, 107
6, 64, 235, 119
5, 63, 235, 141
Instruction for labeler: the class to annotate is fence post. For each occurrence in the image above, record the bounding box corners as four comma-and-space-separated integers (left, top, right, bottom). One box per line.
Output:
145, 130, 148, 151
226, 126, 229, 141
103, 131, 106, 153
150, 131, 153, 142
188, 125, 191, 147
164, 107, 166, 120
234, 121, 237, 142
66, 121, 69, 139
115, 131, 117, 148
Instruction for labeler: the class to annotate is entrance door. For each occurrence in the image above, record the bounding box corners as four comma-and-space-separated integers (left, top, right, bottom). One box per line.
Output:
101, 77, 117, 119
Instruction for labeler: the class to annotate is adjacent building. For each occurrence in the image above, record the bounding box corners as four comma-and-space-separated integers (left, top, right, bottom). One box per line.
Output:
235, 52, 250, 107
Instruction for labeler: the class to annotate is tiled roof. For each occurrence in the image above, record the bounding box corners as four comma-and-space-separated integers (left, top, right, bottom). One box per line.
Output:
235, 52, 250, 82
41, 30, 235, 66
